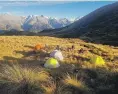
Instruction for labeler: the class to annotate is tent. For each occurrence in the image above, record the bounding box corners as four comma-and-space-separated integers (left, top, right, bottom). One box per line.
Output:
34, 44, 44, 51
44, 58, 60, 68
90, 55, 105, 66
50, 50, 63, 61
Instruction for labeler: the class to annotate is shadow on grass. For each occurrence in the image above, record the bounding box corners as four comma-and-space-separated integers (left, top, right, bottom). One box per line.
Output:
0, 55, 118, 94
72, 55, 90, 62
0, 46, 118, 94
14, 50, 37, 57
1, 56, 44, 68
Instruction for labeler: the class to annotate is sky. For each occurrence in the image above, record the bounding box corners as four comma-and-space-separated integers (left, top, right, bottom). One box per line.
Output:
0, 1, 116, 20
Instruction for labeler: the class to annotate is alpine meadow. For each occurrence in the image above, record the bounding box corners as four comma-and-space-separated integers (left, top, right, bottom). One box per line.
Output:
0, 1, 118, 94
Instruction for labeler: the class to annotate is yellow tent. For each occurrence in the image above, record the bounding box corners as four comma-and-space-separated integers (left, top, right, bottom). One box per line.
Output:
90, 55, 105, 66
44, 58, 60, 68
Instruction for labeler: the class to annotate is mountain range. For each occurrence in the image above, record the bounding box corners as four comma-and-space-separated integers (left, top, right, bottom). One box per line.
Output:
0, 13, 77, 32
1, 2, 118, 45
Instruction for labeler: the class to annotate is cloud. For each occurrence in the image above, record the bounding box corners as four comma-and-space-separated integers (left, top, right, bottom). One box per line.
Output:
0, 1, 29, 6
0, 0, 117, 2
0, 0, 116, 8
0, 1, 74, 7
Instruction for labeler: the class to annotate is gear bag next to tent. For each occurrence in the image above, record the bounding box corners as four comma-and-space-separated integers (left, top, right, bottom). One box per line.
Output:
50, 50, 64, 61
44, 58, 60, 68
90, 55, 105, 67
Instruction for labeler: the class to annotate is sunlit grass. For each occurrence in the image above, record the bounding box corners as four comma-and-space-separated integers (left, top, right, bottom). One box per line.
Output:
63, 74, 87, 90
0, 36, 117, 94
41, 81, 56, 94
0, 36, 117, 65
0, 64, 51, 84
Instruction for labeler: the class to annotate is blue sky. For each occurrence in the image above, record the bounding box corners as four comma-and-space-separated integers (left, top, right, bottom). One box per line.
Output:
0, 1, 116, 20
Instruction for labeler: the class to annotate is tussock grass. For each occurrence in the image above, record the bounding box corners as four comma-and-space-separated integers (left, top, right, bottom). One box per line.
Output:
0, 36, 117, 94
0, 64, 51, 84
41, 81, 56, 94
63, 74, 87, 90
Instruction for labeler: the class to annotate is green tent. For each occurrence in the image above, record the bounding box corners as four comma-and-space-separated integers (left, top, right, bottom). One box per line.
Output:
90, 55, 105, 66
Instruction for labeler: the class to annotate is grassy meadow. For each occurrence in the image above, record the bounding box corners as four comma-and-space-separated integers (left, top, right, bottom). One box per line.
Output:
0, 36, 118, 94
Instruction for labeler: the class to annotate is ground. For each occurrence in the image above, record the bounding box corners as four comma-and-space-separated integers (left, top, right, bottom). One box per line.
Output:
0, 36, 118, 94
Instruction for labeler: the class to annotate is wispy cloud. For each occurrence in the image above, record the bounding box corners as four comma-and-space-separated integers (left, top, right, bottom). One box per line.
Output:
0, 0, 118, 2
0, 1, 29, 6
0, 1, 72, 7
0, 0, 116, 7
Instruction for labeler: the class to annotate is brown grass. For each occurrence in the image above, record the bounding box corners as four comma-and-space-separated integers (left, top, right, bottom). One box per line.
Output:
0, 36, 117, 94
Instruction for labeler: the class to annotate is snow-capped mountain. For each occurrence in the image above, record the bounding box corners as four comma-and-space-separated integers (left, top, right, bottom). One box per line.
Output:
0, 13, 25, 31
74, 16, 83, 21
0, 14, 73, 32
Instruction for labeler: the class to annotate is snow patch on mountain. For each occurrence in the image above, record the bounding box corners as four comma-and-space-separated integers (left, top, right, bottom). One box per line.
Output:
0, 14, 75, 32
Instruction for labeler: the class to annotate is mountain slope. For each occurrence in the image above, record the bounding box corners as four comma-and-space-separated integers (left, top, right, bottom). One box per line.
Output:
49, 2, 118, 45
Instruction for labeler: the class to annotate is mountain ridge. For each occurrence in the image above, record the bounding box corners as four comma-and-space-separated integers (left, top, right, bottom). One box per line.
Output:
39, 2, 118, 45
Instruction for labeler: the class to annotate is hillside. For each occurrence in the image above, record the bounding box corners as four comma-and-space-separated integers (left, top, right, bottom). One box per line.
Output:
43, 2, 118, 45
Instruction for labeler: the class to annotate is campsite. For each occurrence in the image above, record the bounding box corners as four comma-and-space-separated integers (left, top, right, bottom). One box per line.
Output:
0, 36, 118, 94
0, 1, 118, 94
